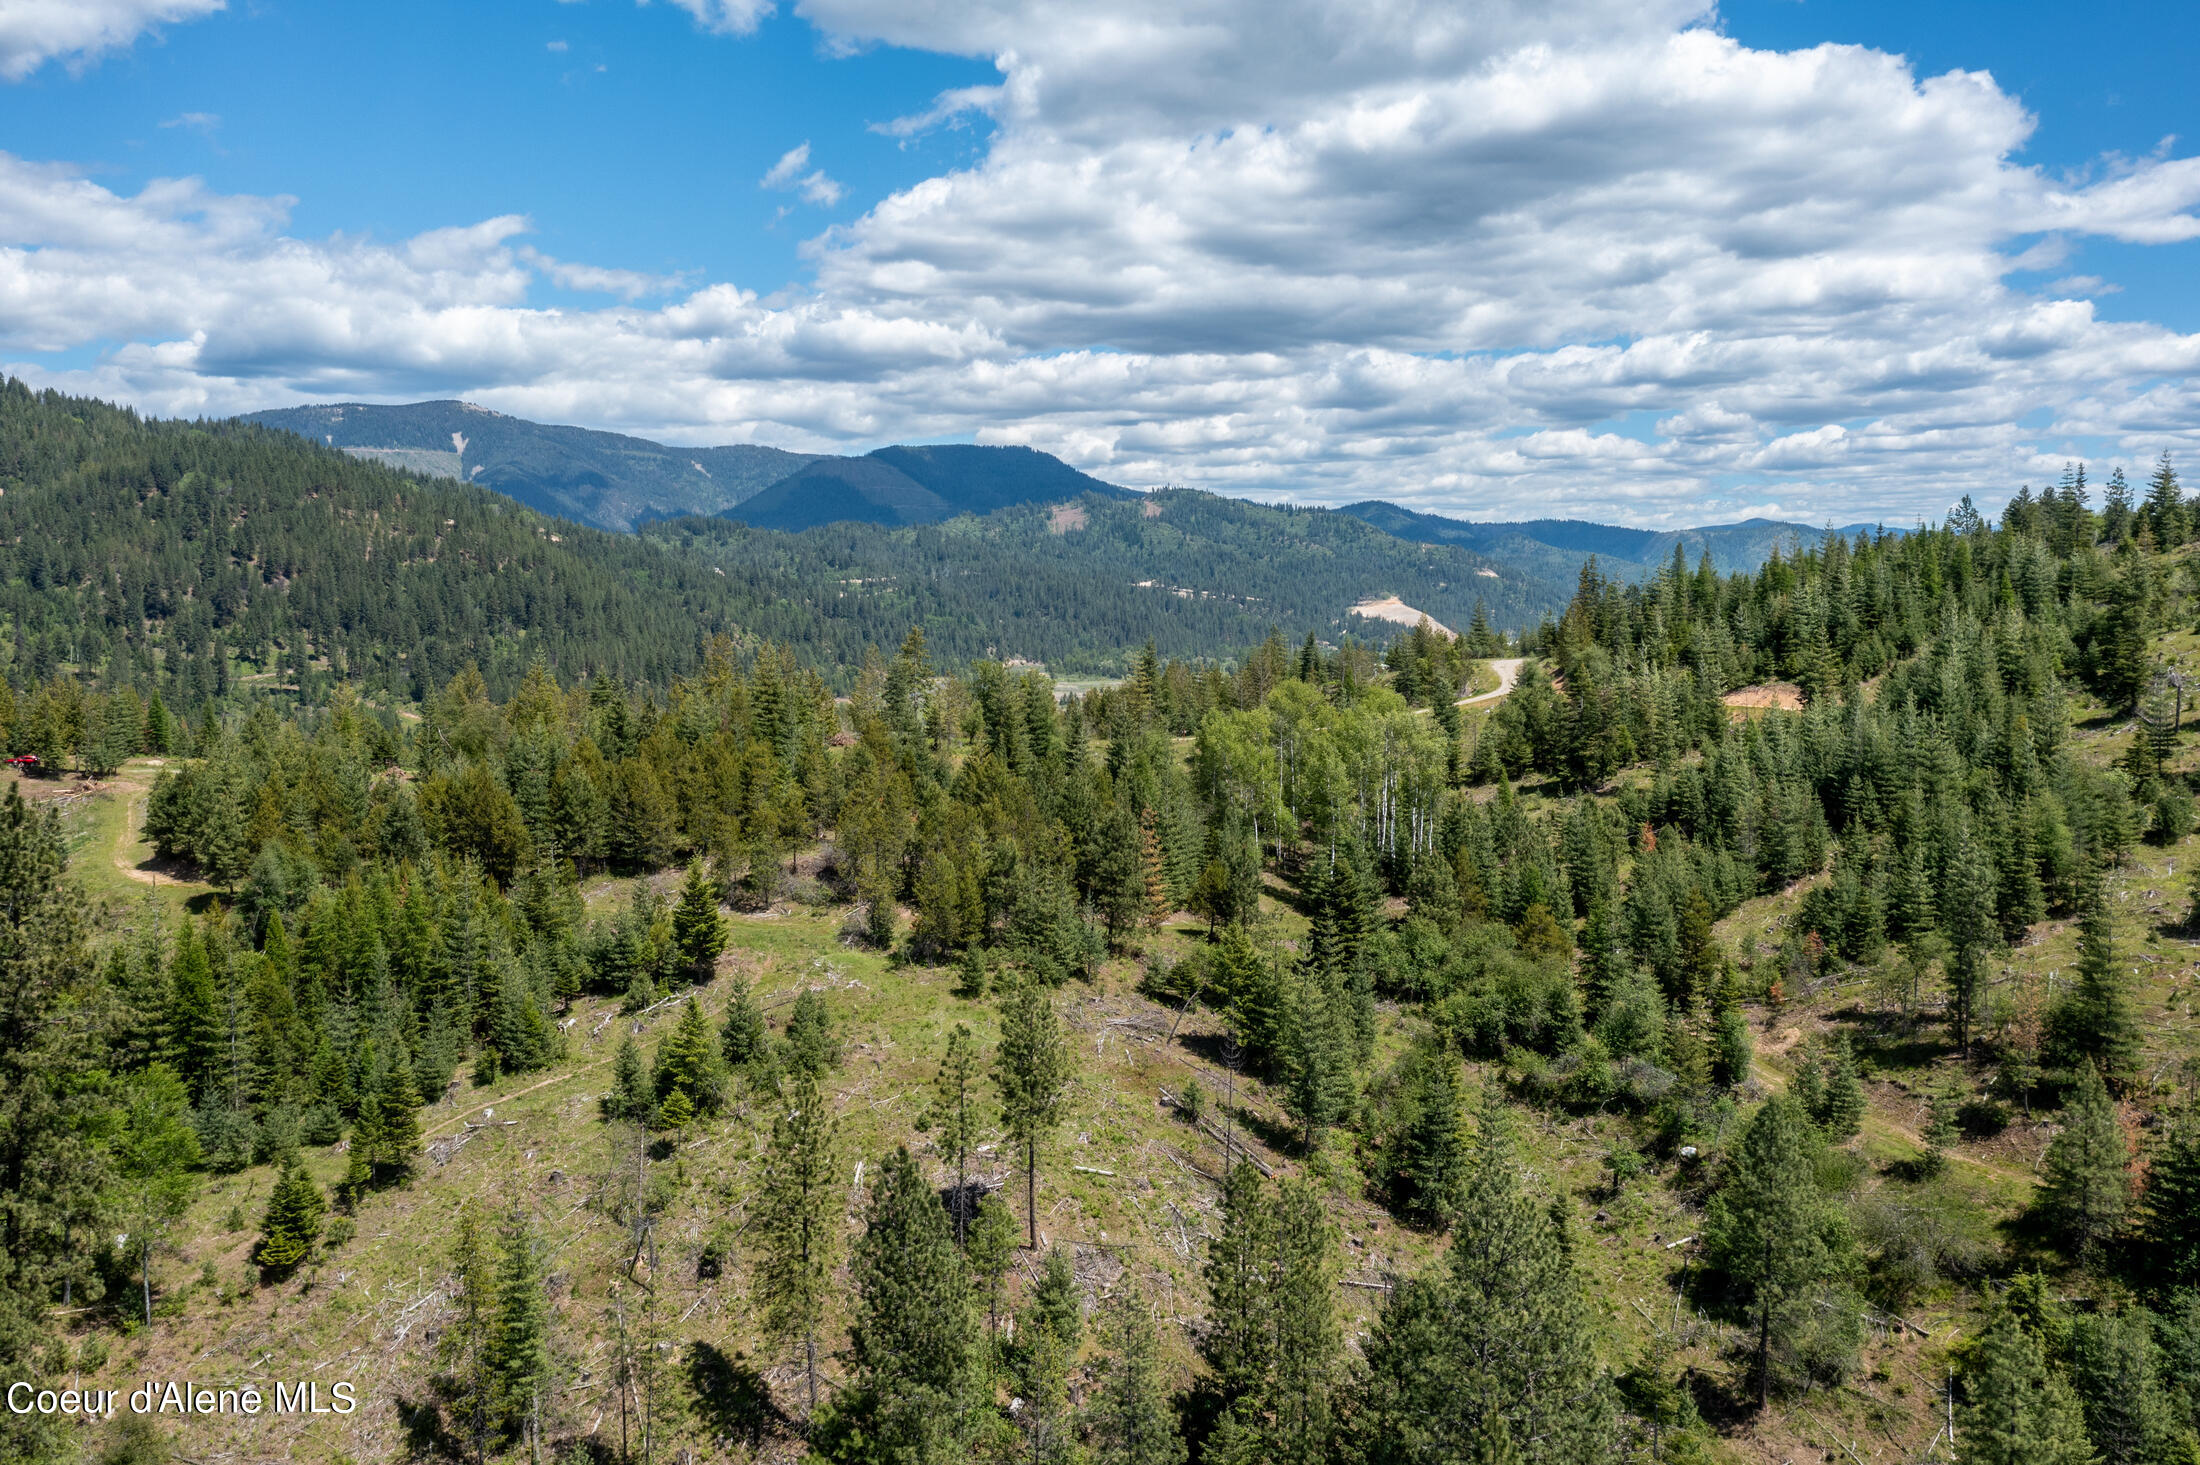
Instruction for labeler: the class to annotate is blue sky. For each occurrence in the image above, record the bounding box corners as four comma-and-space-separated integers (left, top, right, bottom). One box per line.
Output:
0, 0, 2194, 526
1723, 0, 2200, 332
0, 1, 997, 303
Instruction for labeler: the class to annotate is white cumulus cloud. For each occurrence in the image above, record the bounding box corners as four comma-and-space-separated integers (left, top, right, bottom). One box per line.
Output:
0, 0, 224, 81
660, 0, 774, 37
760, 142, 844, 206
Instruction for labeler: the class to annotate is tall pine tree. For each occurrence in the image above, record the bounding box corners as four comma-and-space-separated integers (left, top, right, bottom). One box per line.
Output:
1357, 1090, 1612, 1463
918, 1022, 985, 1246
1702, 1092, 1856, 1407
1092, 1286, 1186, 1465
756, 1069, 840, 1414
995, 977, 1071, 1250
2042, 1061, 2131, 1261
1958, 1303, 2095, 1465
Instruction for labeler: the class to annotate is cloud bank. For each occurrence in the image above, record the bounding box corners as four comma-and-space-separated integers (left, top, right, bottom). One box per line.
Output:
5, 0, 2200, 524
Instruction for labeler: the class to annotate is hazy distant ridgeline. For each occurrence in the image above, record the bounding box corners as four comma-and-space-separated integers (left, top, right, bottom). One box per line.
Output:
1336, 500, 1901, 579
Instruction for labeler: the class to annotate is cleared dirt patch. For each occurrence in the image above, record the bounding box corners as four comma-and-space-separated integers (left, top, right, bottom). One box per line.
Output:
1141, 498, 1163, 518
1048, 501, 1089, 533
1722, 682, 1804, 712
1349, 596, 1454, 638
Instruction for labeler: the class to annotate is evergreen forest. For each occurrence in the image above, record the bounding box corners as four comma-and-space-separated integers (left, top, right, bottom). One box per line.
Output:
6, 382, 2200, 1465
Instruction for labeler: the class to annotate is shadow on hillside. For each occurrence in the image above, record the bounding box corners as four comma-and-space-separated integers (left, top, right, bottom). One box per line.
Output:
688, 1341, 784, 1451
937, 1179, 992, 1239
395, 1394, 464, 1462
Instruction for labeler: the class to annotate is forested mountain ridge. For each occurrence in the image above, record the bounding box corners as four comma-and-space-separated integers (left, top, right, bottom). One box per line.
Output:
244, 398, 817, 530
4, 438, 2200, 1463
0, 382, 1563, 703
651, 486, 1566, 670
242, 400, 1138, 535
246, 397, 1898, 589
0, 382, 774, 700
728, 443, 1137, 532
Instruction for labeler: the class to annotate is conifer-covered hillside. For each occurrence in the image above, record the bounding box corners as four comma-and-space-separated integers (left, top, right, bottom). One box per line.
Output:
5, 429, 2200, 1465
0, 382, 1574, 700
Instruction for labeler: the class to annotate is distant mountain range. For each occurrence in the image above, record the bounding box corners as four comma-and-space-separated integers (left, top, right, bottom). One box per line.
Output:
242, 401, 1130, 534
1334, 502, 1899, 578
246, 399, 1898, 581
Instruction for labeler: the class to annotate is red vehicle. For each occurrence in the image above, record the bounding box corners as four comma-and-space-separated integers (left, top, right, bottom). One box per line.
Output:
5, 755, 37, 768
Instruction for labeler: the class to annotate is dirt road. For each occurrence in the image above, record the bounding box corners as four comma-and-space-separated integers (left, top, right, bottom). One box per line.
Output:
1458, 657, 1526, 706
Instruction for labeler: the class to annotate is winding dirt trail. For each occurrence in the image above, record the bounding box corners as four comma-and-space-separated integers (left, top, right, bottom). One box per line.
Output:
1458, 657, 1525, 706
112, 784, 158, 885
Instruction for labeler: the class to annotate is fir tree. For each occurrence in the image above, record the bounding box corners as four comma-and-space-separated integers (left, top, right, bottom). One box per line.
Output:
1280, 965, 1355, 1155
1092, 1286, 1186, 1465
819, 1146, 983, 1460
966, 1193, 1019, 1342
670, 860, 727, 975
440, 1202, 498, 1465
1023, 1325, 1080, 1465
756, 1069, 839, 1414
1268, 1177, 1344, 1465
1958, 1303, 2096, 1465
2071, 1308, 2187, 1465
1390, 1043, 1466, 1227
490, 1203, 551, 1461
364, 1057, 421, 1187
783, 988, 839, 1078
2058, 880, 2142, 1090
719, 978, 767, 1069
114, 1064, 201, 1326
651, 995, 726, 1115
1802, 1034, 1865, 1141
1201, 1162, 1278, 1414
1674, 886, 1720, 1007
165, 921, 222, 1097
1703, 1092, 1855, 1407
255, 1158, 326, 1274
1712, 973, 1753, 1089
1140, 803, 1170, 933
917, 1022, 985, 1246
600, 1033, 655, 1127
2043, 1061, 2131, 1262
2143, 1106, 2200, 1289
995, 976, 1072, 1249
0, 780, 107, 1433
2146, 450, 2189, 548
1357, 1090, 1613, 1464
1026, 1244, 1083, 1356
1943, 830, 1998, 1055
